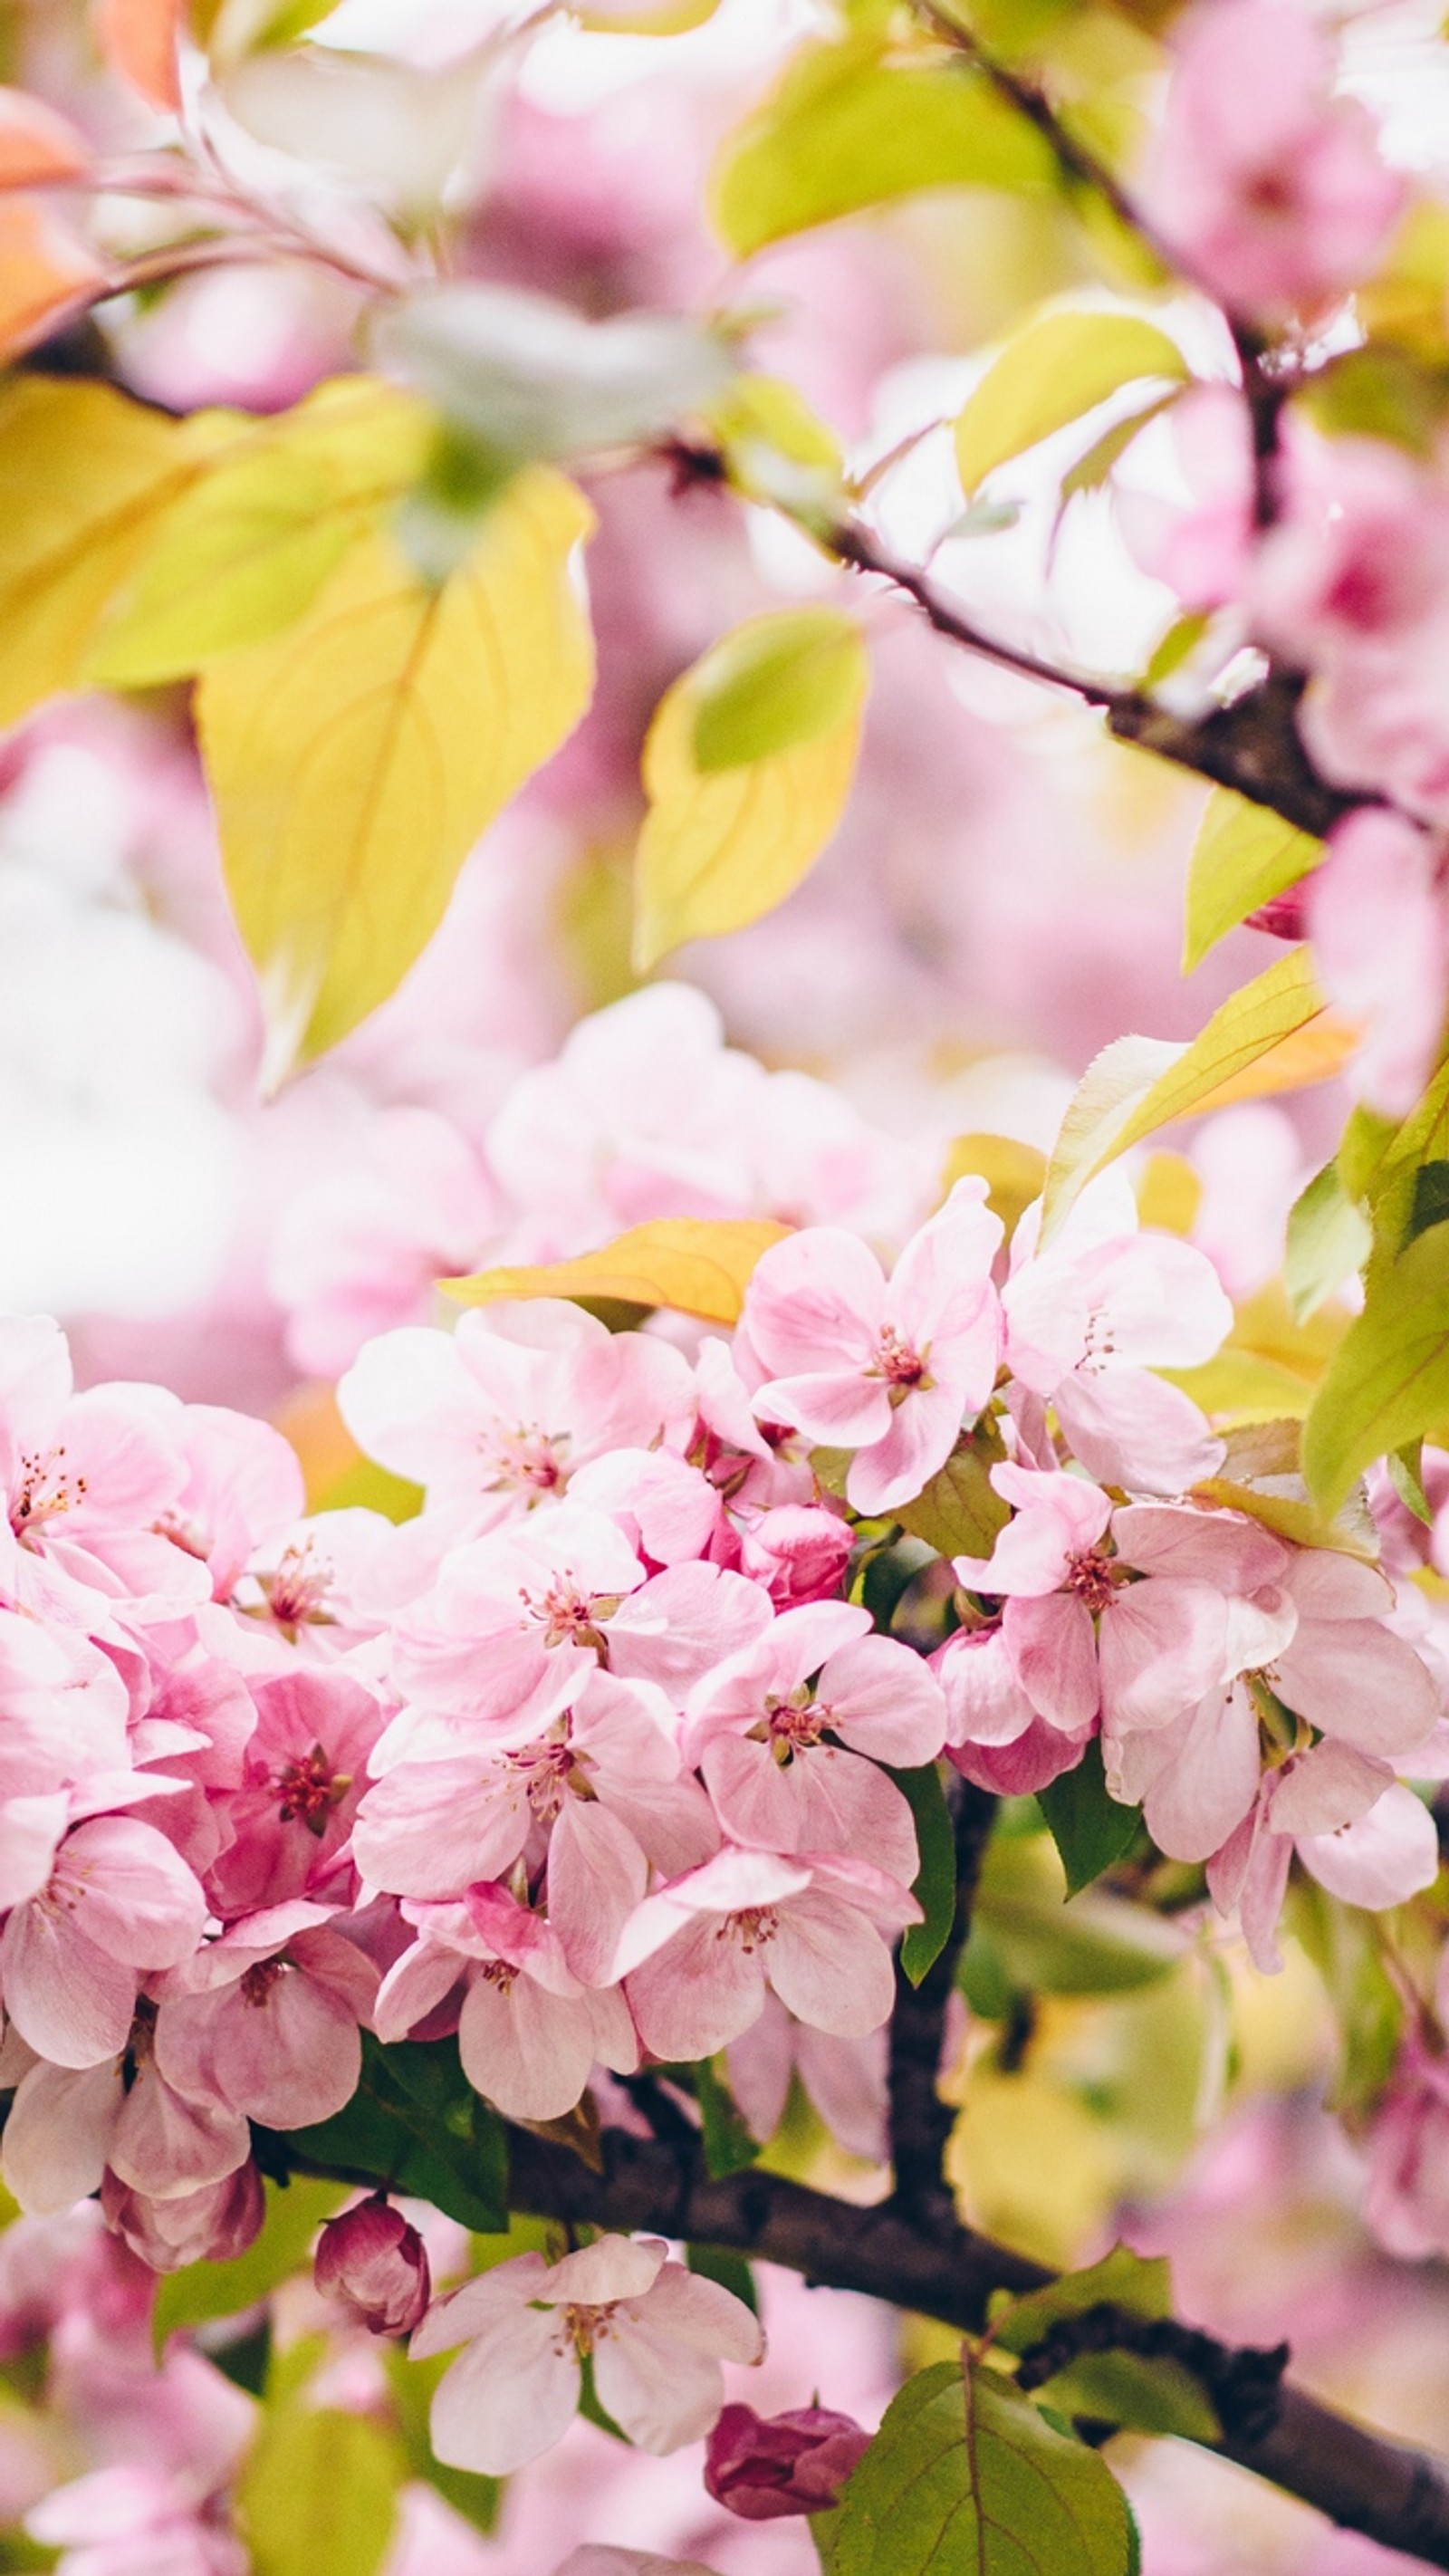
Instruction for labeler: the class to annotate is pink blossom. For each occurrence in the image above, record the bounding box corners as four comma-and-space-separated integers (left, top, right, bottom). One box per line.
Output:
152, 1903, 378, 2129
1, 1819, 206, 2069
727, 1992, 888, 2163
704, 2399, 870, 2519
1304, 812, 1449, 1120
684, 1600, 945, 1881
1141, 0, 1406, 322
2, 2042, 248, 2220
411, 2232, 762, 2474
314, 2195, 431, 2335
27, 2463, 250, 2576
736, 1504, 852, 1605
100, 2163, 264, 2275
1003, 1174, 1231, 1493
339, 1301, 696, 1545
1207, 1739, 1439, 1971
616, 1846, 918, 2062
205, 1668, 383, 1918
740, 1180, 1003, 1515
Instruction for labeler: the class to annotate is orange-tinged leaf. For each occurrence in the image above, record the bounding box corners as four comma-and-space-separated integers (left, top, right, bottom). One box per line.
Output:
444, 1218, 792, 1325
0, 91, 91, 188
0, 198, 103, 362
1183, 1011, 1359, 1114
93, 0, 185, 111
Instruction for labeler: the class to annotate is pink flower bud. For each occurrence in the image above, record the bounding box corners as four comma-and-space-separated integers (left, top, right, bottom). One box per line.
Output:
314, 2194, 431, 2336
703, 2401, 870, 2521
101, 2160, 264, 2274
738, 1506, 852, 1607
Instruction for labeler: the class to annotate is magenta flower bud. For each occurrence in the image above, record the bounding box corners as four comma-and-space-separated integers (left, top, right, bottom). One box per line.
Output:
314, 2195, 431, 2336
704, 2401, 871, 2521
1243, 886, 1309, 941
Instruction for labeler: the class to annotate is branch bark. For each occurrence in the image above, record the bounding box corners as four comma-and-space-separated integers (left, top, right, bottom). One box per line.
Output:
888, 1778, 997, 2233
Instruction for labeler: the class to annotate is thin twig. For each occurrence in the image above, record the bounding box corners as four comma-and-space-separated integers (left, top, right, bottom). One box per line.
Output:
888, 1777, 997, 2234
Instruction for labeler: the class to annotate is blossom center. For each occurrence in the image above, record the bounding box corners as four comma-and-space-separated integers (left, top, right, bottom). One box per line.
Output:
520, 1575, 616, 1656
868, 1326, 929, 1402
262, 1540, 335, 1632
724, 1906, 779, 1952
1066, 1549, 1118, 1613
241, 1959, 287, 2006
11, 1445, 83, 1539
484, 1425, 570, 1499
274, 1742, 350, 1836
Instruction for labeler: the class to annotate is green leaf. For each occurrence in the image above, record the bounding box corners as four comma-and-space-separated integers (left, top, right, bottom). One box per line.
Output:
198, 467, 595, 1076
711, 32, 1056, 255
1388, 1438, 1435, 1525
236, 2405, 404, 2576
87, 378, 428, 687
989, 2247, 1221, 2444
385, 2343, 503, 2536
897, 1424, 1010, 1558
894, 1762, 959, 1985
687, 2243, 759, 2312
1303, 1220, 1449, 1512
1036, 1741, 1140, 1897
970, 1833, 1183, 1995
1041, 948, 1335, 1242
820, 2358, 1139, 2576
152, 2177, 346, 2352
1059, 390, 1180, 508
1182, 786, 1322, 974
633, 610, 868, 968
1284, 1160, 1372, 1324
288, 2035, 509, 2233
691, 607, 866, 770
954, 312, 1187, 497
695, 2052, 761, 2177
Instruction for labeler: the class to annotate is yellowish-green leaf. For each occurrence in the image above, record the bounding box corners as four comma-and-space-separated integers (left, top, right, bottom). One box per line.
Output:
710, 31, 1056, 257
955, 310, 1187, 496
1041, 948, 1334, 1242
897, 1423, 1010, 1557
820, 2358, 1139, 2576
444, 1216, 792, 1326
0, 375, 218, 727
691, 606, 866, 770
237, 2406, 404, 2576
940, 1132, 1047, 1239
1304, 1222, 1449, 1512
1284, 1159, 1371, 1324
633, 610, 868, 966
1059, 388, 1180, 507
707, 370, 841, 510
988, 2250, 1221, 2445
198, 468, 594, 1075
88, 377, 428, 686
1182, 785, 1322, 973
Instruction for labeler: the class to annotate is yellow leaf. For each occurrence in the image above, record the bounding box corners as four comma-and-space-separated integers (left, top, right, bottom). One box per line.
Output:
444, 1217, 792, 1326
1181, 785, 1321, 973
198, 468, 595, 1075
0, 198, 104, 366
954, 310, 1188, 496
87, 377, 429, 685
0, 376, 210, 721
940, 1132, 1046, 1239
1041, 949, 1332, 1241
633, 609, 868, 969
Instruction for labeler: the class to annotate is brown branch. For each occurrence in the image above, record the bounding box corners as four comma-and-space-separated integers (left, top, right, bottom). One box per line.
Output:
888, 1777, 997, 2232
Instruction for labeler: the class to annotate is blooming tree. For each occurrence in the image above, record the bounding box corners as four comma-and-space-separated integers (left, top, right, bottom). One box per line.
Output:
5, 1, 1449, 2572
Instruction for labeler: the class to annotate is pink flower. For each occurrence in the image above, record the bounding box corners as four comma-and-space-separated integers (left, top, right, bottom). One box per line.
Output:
736, 1504, 852, 1606
204, 1668, 382, 1919
1207, 1738, 1439, 1971
1305, 812, 1449, 1120
0, 1818, 206, 2070
684, 1600, 945, 1883
1141, 0, 1406, 322
1003, 1174, 1231, 1494
27, 2463, 249, 2576
615, 1846, 919, 2062
727, 1992, 888, 2163
314, 2195, 431, 2335
151, 1903, 378, 2130
740, 1179, 1003, 1515
411, 2232, 763, 2474
101, 2164, 264, 2275
1, 2041, 248, 2220
704, 2399, 870, 2519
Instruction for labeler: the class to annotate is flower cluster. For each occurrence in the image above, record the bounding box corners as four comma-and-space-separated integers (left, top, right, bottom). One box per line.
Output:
0, 1151, 1443, 2485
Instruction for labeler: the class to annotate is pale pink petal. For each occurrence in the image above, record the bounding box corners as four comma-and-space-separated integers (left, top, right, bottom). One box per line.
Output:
594, 2322, 726, 2455
743, 1230, 884, 1378
1272, 1620, 1441, 1756
429, 2310, 579, 2475
1, 2058, 120, 2214
626, 1916, 766, 2060
458, 1973, 598, 2121
766, 1894, 896, 2036
818, 1633, 947, 1764
1003, 1592, 1099, 1733
0, 1906, 139, 2067
935, 1627, 1037, 1749
1099, 1578, 1227, 1734
847, 1379, 966, 1516
1054, 1370, 1224, 1495
547, 1797, 648, 1989
353, 1761, 529, 1899
636, 2258, 763, 2361
1140, 1688, 1262, 1861
1298, 1784, 1440, 1908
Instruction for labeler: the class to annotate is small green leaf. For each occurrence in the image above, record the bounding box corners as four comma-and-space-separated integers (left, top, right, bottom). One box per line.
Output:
696, 2053, 761, 2177
711, 33, 1056, 256
988, 2246, 1220, 2444
897, 1423, 1010, 1558
1303, 1220, 1449, 1512
820, 2358, 1139, 2576
288, 2035, 508, 2233
687, 2244, 759, 2312
1284, 1160, 1371, 1324
1182, 785, 1322, 974
152, 2177, 345, 2352
954, 312, 1188, 497
691, 607, 866, 770
1388, 1438, 1435, 1525
1036, 1742, 1140, 1898
993, 2244, 1171, 2344
236, 2406, 403, 2576
386, 2344, 503, 2536
893, 1762, 958, 1985
1140, 610, 1211, 690
972, 1834, 1183, 1995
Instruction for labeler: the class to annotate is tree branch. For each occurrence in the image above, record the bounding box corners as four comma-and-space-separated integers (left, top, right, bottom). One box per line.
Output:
490, 2122, 1449, 2569
888, 1777, 996, 2233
